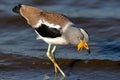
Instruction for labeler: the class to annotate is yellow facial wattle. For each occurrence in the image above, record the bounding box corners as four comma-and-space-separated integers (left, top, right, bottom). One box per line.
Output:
77, 40, 85, 51
77, 40, 90, 54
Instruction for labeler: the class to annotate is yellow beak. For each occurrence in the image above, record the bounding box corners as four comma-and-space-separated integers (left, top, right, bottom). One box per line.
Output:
77, 40, 90, 54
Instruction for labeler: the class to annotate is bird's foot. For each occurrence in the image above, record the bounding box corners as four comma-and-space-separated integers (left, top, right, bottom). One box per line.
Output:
60, 76, 66, 80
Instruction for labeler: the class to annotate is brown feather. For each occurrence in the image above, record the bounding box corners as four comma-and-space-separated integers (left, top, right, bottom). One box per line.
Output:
20, 5, 72, 28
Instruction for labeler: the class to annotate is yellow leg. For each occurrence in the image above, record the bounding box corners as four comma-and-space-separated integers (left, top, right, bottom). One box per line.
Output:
51, 45, 58, 77
46, 44, 66, 79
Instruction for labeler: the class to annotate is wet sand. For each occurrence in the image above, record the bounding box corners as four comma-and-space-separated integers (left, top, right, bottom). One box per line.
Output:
0, 54, 120, 80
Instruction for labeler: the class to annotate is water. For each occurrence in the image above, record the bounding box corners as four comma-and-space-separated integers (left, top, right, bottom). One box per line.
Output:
0, 0, 120, 80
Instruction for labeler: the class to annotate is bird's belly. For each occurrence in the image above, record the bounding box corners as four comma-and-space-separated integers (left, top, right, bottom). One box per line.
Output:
42, 37, 68, 45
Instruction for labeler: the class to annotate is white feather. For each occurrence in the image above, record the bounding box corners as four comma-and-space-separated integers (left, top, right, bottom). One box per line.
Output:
80, 28, 89, 42
35, 19, 61, 29
35, 19, 42, 28
35, 30, 42, 39
44, 21, 61, 29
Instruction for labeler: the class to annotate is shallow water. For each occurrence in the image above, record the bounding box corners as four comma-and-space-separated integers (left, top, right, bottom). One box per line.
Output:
0, 54, 120, 80
0, 0, 120, 80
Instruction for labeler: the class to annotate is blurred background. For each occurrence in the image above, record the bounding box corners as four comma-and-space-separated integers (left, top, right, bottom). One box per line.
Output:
0, 0, 120, 80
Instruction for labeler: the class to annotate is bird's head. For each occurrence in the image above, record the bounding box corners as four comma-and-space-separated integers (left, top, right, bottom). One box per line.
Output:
77, 28, 90, 54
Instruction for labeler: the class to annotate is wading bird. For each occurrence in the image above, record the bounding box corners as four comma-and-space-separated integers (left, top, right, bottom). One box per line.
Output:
12, 4, 90, 79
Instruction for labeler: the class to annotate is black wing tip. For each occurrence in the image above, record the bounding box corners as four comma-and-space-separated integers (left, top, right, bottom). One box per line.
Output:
12, 3, 22, 13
